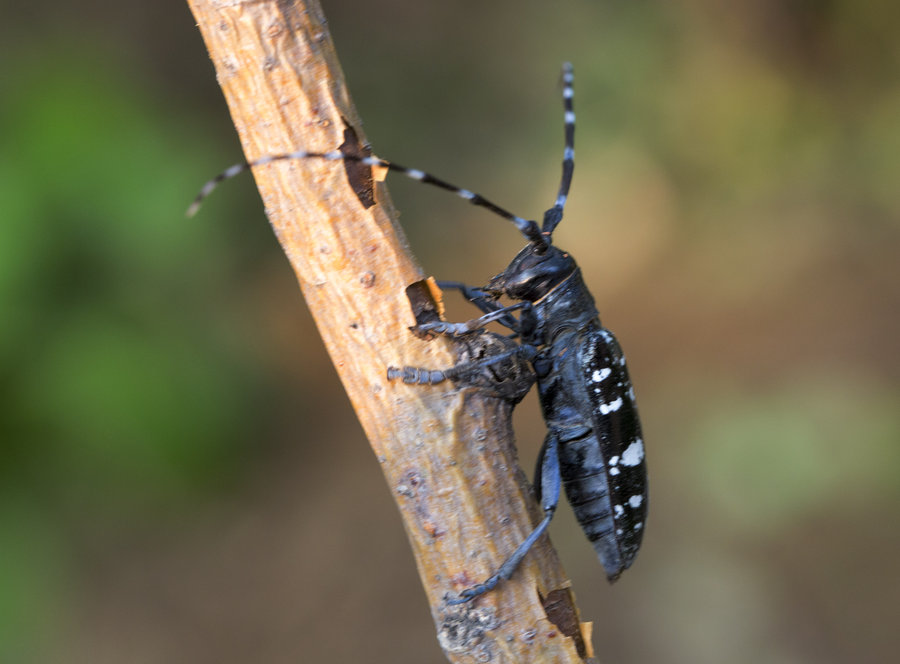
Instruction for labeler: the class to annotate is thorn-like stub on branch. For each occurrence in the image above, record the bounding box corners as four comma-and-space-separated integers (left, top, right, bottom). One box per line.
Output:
338, 123, 376, 208
541, 587, 589, 659
404, 278, 445, 325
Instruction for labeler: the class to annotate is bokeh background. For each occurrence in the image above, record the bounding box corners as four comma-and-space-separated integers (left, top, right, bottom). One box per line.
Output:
2, 1, 898, 663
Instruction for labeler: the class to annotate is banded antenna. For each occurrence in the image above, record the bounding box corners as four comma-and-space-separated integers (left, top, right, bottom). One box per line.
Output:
187, 63, 577, 251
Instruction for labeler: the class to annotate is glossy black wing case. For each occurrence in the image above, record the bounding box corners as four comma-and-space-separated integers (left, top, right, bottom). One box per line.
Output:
569, 325, 647, 580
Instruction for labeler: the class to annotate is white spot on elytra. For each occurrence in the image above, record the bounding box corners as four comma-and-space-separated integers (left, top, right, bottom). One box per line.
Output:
628, 494, 643, 508
614, 504, 624, 518
592, 367, 611, 383
634, 522, 643, 531
609, 467, 620, 476
599, 397, 623, 415
621, 439, 644, 466
609, 456, 620, 466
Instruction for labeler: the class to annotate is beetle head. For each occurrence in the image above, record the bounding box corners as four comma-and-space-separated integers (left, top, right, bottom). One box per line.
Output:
488, 243, 576, 302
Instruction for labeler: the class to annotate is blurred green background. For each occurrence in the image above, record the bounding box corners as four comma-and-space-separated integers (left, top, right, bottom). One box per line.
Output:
1, 1, 898, 663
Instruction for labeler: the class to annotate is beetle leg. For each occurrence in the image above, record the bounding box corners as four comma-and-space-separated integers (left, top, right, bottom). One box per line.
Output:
387, 346, 534, 385
446, 431, 560, 604
412, 302, 531, 338
436, 280, 521, 333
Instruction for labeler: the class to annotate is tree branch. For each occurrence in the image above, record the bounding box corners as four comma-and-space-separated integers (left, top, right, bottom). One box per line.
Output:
186, 1, 592, 661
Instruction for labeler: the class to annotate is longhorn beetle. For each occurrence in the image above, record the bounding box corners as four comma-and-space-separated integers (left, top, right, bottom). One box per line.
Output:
189, 63, 647, 604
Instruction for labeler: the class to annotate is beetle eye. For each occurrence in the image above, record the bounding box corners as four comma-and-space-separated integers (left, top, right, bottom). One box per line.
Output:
530, 239, 550, 256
